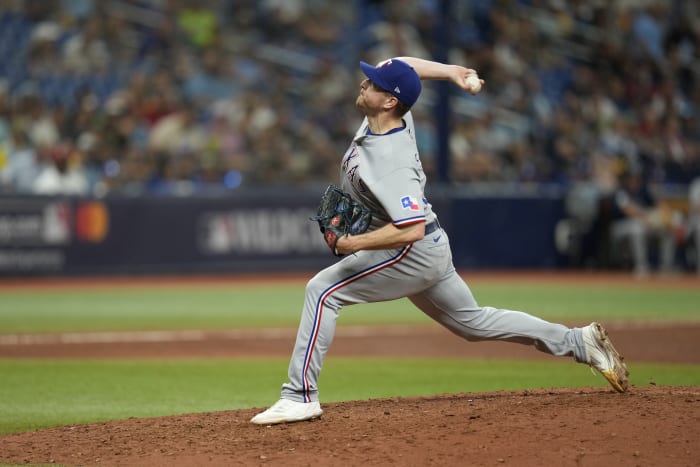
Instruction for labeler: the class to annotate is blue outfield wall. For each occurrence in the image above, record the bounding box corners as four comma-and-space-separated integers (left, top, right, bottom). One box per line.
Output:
0, 190, 567, 276
447, 196, 567, 269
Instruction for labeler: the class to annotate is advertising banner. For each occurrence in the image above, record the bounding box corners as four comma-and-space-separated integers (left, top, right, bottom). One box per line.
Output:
0, 194, 334, 276
0, 192, 566, 276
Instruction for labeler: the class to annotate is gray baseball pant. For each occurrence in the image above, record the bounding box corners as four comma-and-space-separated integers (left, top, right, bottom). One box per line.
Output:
281, 229, 587, 403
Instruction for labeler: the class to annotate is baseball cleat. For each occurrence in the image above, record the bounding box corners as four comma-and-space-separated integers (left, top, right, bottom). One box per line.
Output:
250, 399, 323, 425
582, 322, 629, 393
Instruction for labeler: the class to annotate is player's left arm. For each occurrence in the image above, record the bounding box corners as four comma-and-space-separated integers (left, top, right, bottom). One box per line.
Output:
335, 222, 424, 255
335, 167, 427, 254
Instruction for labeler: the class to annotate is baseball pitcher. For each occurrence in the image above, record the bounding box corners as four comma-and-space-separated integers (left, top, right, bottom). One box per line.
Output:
251, 57, 628, 425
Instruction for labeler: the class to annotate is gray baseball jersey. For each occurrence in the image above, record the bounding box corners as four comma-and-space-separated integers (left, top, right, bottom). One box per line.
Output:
340, 112, 436, 230
280, 111, 587, 403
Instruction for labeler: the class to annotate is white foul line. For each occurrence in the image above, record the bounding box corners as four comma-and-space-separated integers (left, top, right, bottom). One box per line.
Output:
0, 326, 440, 346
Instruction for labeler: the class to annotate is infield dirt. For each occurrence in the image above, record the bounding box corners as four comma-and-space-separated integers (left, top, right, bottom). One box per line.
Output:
0, 385, 697, 467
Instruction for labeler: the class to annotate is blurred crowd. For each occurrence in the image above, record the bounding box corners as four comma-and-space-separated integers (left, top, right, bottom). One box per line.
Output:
0, 0, 699, 199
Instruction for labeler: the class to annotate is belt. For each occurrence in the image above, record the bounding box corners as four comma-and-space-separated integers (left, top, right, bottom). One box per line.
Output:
424, 220, 441, 235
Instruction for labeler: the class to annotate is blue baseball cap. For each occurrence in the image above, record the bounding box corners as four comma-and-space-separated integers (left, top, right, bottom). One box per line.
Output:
360, 59, 422, 108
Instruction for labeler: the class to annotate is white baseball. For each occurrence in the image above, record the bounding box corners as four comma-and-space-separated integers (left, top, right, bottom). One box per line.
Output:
466, 76, 481, 93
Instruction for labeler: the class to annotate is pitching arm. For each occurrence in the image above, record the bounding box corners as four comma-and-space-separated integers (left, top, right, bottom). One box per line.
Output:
390, 57, 483, 94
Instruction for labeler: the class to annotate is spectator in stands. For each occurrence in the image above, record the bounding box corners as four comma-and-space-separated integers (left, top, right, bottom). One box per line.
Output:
32, 142, 89, 195
631, 2, 668, 66
148, 100, 206, 157
61, 15, 110, 73
175, 0, 220, 49
183, 45, 238, 105
610, 169, 678, 276
0, 0, 696, 201
26, 20, 63, 76
0, 80, 9, 151
1, 126, 39, 193
689, 178, 700, 274
363, 7, 430, 65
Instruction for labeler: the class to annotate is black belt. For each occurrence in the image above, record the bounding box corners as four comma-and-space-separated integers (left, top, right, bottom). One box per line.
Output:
424, 220, 441, 235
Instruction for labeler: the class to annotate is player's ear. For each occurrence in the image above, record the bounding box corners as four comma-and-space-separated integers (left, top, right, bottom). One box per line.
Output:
383, 94, 399, 111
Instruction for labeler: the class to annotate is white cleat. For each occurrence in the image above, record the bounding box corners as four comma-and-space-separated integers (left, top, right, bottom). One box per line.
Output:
582, 322, 629, 393
250, 399, 323, 425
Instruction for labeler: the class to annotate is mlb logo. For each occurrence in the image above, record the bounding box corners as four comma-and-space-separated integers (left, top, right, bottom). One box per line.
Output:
400, 196, 420, 211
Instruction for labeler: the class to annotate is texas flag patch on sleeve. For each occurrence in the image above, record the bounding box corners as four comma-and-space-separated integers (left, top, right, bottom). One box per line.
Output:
400, 195, 420, 211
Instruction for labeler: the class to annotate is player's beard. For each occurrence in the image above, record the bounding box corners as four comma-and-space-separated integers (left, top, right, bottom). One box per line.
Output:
355, 93, 365, 110
356, 91, 375, 114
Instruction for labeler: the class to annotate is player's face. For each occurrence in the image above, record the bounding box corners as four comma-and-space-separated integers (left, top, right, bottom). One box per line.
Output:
356, 78, 393, 112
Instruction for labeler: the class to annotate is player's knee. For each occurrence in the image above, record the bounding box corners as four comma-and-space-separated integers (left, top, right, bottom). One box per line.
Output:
305, 271, 332, 298
305, 276, 321, 295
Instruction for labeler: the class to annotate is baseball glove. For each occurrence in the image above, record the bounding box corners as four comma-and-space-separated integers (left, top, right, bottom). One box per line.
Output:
311, 184, 372, 256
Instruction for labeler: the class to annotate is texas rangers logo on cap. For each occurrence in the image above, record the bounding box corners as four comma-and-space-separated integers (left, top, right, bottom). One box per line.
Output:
400, 195, 420, 211
359, 59, 422, 107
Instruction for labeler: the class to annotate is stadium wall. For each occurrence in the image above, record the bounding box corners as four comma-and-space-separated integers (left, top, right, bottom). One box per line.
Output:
0, 190, 567, 276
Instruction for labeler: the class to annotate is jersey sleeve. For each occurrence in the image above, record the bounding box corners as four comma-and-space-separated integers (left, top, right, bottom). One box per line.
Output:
370, 167, 426, 227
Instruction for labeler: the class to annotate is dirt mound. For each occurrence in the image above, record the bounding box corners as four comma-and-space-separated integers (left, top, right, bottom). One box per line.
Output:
1, 386, 697, 467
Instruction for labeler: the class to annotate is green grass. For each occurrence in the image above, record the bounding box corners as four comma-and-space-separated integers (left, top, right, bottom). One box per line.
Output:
472, 283, 700, 322
1, 280, 699, 333
0, 285, 308, 333
1, 358, 698, 434
0, 276, 698, 435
